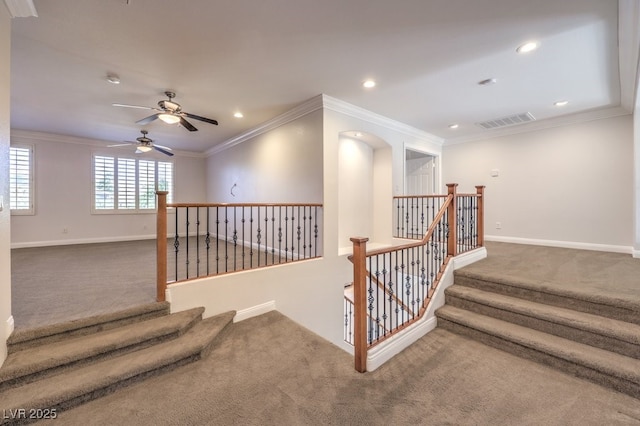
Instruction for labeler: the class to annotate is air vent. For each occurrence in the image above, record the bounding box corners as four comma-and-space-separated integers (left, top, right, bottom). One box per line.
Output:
476, 112, 536, 130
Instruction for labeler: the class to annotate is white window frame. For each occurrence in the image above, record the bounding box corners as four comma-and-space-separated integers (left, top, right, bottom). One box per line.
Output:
9, 144, 35, 216
91, 153, 174, 214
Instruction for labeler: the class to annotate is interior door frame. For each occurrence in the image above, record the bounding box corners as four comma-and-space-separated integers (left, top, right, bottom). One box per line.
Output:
403, 143, 440, 196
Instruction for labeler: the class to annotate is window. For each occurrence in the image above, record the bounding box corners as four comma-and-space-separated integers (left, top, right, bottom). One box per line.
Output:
9, 145, 34, 215
93, 154, 173, 213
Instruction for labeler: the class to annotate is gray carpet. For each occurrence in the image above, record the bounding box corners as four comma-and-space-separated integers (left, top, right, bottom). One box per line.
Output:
11, 238, 294, 330
38, 310, 640, 426
462, 242, 640, 304
9, 241, 640, 424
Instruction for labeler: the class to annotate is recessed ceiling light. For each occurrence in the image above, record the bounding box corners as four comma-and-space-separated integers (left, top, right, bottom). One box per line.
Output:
554, 100, 569, 107
448, 124, 459, 129
106, 73, 120, 84
478, 78, 497, 86
234, 112, 244, 118
363, 79, 376, 88
516, 41, 539, 54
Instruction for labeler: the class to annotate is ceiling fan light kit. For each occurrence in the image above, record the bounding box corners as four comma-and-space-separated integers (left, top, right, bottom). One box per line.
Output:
158, 113, 180, 124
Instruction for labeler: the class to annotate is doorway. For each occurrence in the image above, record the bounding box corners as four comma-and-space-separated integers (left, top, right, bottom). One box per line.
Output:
405, 149, 438, 195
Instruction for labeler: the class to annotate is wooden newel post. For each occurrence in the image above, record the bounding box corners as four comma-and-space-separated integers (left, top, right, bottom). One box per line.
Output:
156, 191, 169, 302
446, 183, 458, 257
475, 185, 485, 247
351, 237, 369, 373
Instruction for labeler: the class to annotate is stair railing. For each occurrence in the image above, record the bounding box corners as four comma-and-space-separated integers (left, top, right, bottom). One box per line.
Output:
349, 183, 484, 372
156, 192, 323, 302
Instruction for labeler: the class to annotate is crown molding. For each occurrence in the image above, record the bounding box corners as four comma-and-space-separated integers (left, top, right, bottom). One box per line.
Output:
206, 93, 445, 157
10, 129, 205, 158
321, 94, 444, 146
205, 95, 324, 157
3, 0, 37, 18
618, 0, 640, 112
443, 105, 632, 146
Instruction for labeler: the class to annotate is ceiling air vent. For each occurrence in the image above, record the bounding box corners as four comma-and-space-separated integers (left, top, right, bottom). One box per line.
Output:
476, 112, 536, 130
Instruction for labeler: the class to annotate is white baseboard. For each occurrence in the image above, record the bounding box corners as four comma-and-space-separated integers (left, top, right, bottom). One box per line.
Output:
11, 234, 156, 249
233, 300, 276, 323
633, 248, 640, 259
485, 235, 633, 255
367, 316, 438, 371
454, 247, 487, 269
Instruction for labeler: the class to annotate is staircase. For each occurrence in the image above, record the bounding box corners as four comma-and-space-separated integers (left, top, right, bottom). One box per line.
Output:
436, 269, 640, 399
0, 302, 235, 424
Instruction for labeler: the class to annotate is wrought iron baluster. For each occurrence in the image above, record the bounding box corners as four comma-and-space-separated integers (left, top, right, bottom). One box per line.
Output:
249, 206, 254, 268
215, 206, 220, 274
206, 207, 211, 276
174, 207, 179, 282
271, 206, 276, 265
185, 207, 190, 280
256, 206, 262, 267
196, 207, 201, 277
241, 206, 246, 270
314, 206, 318, 257
224, 207, 229, 273
232, 206, 238, 271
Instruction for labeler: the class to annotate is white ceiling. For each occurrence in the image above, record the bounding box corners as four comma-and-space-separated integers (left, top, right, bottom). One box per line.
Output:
8, 0, 639, 154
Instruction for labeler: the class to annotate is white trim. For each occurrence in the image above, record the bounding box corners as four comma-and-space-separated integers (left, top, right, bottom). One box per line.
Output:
6, 315, 14, 338
453, 246, 488, 269
206, 95, 325, 157
367, 316, 438, 371
485, 235, 634, 255
365, 247, 486, 371
233, 300, 276, 323
206, 93, 445, 158
323, 94, 444, 146
11, 234, 156, 249
618, 0, 640, 112
633, 248, 640, 259
3, 0, 37, 18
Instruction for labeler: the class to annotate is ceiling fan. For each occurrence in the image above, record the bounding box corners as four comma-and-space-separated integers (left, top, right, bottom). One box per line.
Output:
108, 130, 174, 156
113, 91, 218, 132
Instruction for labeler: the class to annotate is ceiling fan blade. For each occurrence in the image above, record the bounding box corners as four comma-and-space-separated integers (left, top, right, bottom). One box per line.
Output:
136, 114, 161, 125
179, 117, 198, 132
153, 145, 175, 156
107, 142, 135, 147
112, 103, 155, 110
153, 143, 172, 150
184, 112, 218, 126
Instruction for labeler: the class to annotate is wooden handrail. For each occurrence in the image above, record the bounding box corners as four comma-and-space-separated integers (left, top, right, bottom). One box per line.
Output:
392, 195, 448, 199
350, 195, 452, 260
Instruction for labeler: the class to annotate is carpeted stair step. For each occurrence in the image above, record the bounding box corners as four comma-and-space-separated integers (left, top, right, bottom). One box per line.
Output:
0, 310, 235, 424
436, 305, 640, 398
454, 270, 640, 326
0, 307, 204, 392
7, 302, 171, 354
445, 285, 640, 359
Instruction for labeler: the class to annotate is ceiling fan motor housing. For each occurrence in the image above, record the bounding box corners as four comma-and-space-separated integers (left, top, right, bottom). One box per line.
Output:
158, 100, 181, 112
